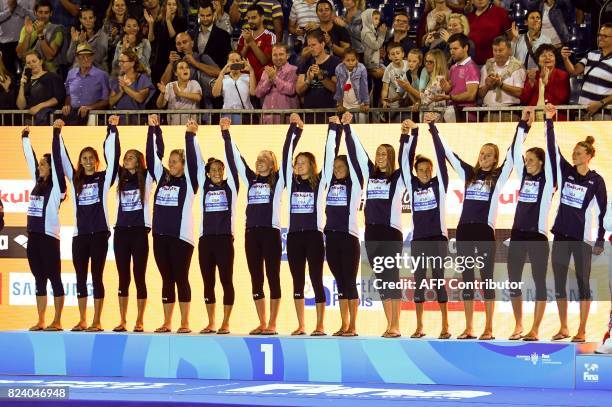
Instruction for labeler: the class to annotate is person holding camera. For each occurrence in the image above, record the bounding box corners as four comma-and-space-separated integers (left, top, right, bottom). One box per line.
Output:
237, 4, 275, 83
16, 50, 64, 125
212, 51, 256, 124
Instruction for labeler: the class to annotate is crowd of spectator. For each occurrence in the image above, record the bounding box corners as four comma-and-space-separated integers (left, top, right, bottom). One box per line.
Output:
0, 0, 610, 125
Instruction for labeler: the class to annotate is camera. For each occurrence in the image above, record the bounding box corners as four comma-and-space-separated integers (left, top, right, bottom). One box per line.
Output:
230, 63, 245, 71
177, 51, 185, 59
24, 68, 32, 79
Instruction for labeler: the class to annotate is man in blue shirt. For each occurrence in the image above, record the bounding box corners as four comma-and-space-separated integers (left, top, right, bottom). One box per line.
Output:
62, 42, 109, 125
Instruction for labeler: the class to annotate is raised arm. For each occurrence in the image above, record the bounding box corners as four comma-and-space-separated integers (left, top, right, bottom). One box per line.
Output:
21, 128, 39, 182
343, 121, 373, 180
322, 119, 343, 188
222, 125, 255, 186
399, 124, 418, 189
56, 121, 75, 182
50, 126, 68, 199
145, 115, 165, 182
512, 112, 532, 182
427, 122, 471, 182
495, 120, 522, 189
220, 118, 240, 194
184, 119, 200, 194
544, 105, 570, 189
281, 119, 302, 189
103, 116, 121, 190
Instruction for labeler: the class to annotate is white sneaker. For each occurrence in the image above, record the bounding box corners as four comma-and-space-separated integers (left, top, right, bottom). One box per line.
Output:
595, 337, 612, 354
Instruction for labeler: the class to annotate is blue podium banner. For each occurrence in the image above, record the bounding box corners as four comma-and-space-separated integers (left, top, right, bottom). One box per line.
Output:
575, 355, 612, 390
0, 332, 577, 389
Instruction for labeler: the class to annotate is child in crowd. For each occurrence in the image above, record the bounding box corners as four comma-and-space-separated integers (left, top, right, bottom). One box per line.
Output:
334, 48, 369, 123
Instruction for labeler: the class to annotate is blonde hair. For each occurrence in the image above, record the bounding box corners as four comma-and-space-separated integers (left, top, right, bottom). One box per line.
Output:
449, 13, 470, 36
576, 136, 596, 158
425, 49, 448, 87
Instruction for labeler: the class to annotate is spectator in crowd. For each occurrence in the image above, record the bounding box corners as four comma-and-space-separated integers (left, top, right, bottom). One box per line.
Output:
212, 0, 232, 34
478, 36, 525, 121
16, 50, 65, 125
109, 48, 155, 123
417, 49, 449, 113
230, 0, 284, 42
62, 43, 110, 125
525, 0, 573, 48
0, 0, 35, 77
334, 0, 364, 59
288, 0, 320, 52
296, 29, 340, 122
334, 48, 369, 122
561, 23, 612, 117
16, 0, 64, 74
437, 33, 480, 122
66, 6, 109, 72
146, 0, 187, 84
361, 8, 385, 107
407, 49, 426, 93
425, 0, 451, 38
49, 0, 79, 28
255, 43, 299, 124
381, 42, 410, 110
382, 12, 414, 64
520, 43, 570, 119
237, 4, 275, 82
103, 0, 128, 71
156, 59, 202, 125
573, 0, 612, 49
424, 13, 476, 61
141, 0, 161, 38
315, 0, 351, 58
511, 9, 552, 69
111, 16, 152, 75
160, 32, 220, 109
190, 1, 232, 70
212, 51, 256, 124
0, 52, 16, 110
467, 0, 511, 65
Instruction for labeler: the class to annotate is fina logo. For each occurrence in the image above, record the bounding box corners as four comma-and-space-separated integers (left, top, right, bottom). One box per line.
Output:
583, 363, 599, 383
530, 352, 539, 366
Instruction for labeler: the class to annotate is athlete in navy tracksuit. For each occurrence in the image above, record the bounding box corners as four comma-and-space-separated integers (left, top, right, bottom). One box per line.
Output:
23, 122, 67, 331
58, 116, 120, 332
345, 118, 406, 338
400, 117, 450, 339
547, 106, 607, 343
191, 118, 239, 335
285, 114, 334, 336
324, 114, 363, 337
147, 115, 198, 334
507, 109, 556, 342
225, 120, 294, 336
113, 142, 154, 333
435, 119, 518, 340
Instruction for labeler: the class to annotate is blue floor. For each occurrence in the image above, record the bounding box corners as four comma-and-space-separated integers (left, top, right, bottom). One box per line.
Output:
1, 375, 611, 406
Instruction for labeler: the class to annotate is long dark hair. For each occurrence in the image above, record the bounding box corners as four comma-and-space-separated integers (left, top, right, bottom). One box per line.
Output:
466, 143, 500, 189
32, 153, 52, 195
117, 149, 147, 202
74, 147, 100, 196
294, 152, 320, 190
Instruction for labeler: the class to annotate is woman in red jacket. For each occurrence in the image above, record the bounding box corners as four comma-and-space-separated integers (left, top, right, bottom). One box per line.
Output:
521, 44, 570, 120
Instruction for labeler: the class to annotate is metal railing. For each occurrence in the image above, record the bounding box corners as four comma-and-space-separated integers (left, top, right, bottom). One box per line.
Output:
0, 105, 609, 126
